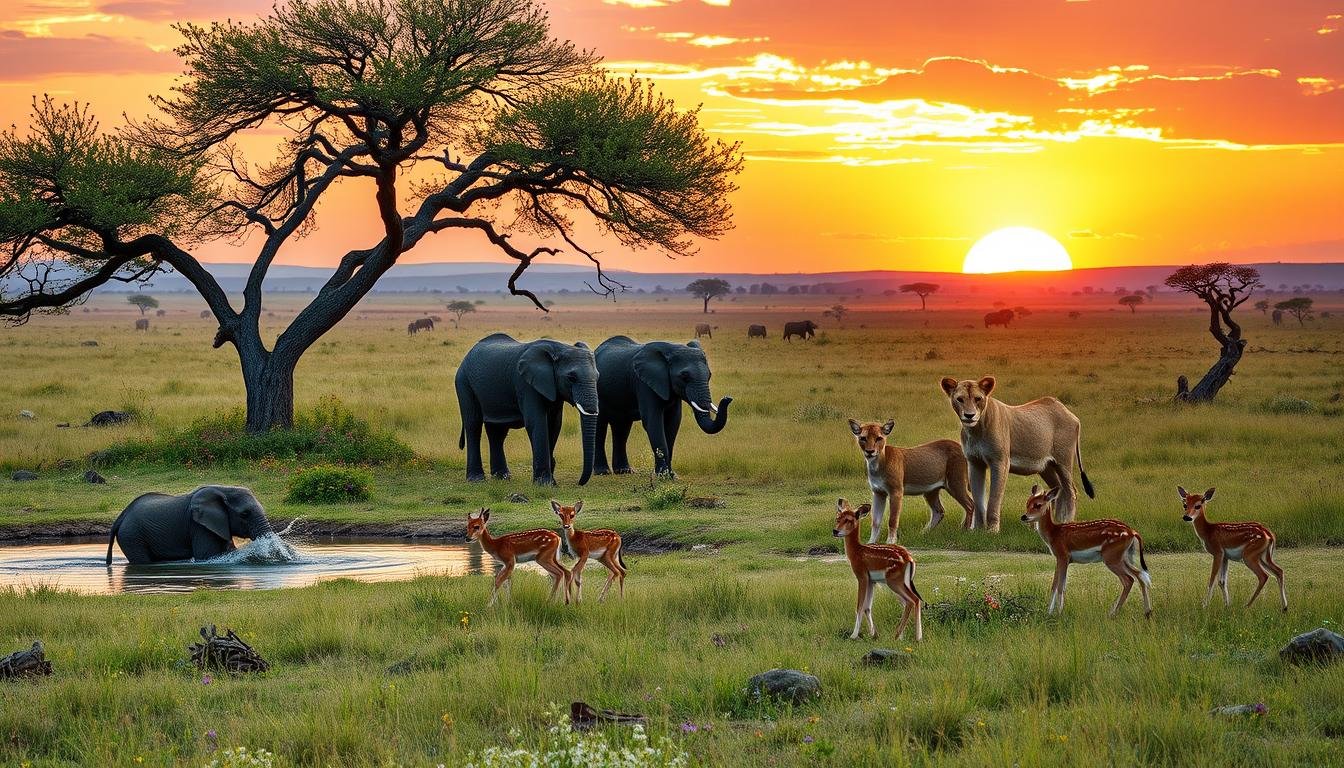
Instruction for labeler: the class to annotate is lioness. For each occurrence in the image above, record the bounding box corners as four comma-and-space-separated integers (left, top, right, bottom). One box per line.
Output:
848, 419, 976, 543
939, 376, 1094, 529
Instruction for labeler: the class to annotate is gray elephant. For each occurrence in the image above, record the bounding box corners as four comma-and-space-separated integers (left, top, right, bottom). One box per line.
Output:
593, 337, 732, 477
455, 334, 600, 486
106, 486, 275, 564
782, 320, 817, 341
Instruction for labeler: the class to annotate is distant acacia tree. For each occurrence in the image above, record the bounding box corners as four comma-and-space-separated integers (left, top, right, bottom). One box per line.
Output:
1254, 299, 1270, 315
822, 303, 849, 326
1164, 263, 1260, 402
127, 294, 159, 315
685, 278, 731, 313
0, 0, 742, 433
445, 300, 476, 328
899, 282, 939, 310
1274, 297, 1313, 326
1118, 294, 1144, 313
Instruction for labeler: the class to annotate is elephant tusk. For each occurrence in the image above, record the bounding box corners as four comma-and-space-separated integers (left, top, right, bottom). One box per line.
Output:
709, 403, 720, 414
576, 403, 597, 417
690, 401, 710, 414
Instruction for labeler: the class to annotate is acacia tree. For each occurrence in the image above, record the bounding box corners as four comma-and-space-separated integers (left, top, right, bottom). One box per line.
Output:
1254, 299, 1270, 315
899, 282, 938, 310
823, 303, 849, 326
445, 299, 476, 328
127, 294, 159, 315
1118, 293, 1144, 313
0, 0, 742, 433
1274, 297, 1313, 326
1164, 263, 1260, 402
685, 277, 730, 313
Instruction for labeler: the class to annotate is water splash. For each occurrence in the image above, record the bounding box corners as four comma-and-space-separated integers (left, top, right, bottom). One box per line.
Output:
205, 533, 302, 565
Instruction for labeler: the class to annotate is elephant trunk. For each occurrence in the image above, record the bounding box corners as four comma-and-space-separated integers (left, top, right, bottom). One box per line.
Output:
577, 386, 599, 486
688, 386, 732, 435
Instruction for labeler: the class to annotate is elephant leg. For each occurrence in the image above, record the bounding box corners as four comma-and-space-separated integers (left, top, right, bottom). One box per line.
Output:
594, 415, 612, 475
662, 405, 682, 476
610, 420, 634, 474
485, 423, 511, 480
526, 420, 556, 486
457, 382, 486, 482
111, 519, 153, 564
641, 410, 671, 476
546, 408, 562, 476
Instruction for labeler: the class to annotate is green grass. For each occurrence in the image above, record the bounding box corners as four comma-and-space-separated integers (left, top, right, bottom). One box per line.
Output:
2, 549, 1342, 766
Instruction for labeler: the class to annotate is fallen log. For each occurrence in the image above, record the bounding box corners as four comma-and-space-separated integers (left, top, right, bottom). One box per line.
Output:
188, 625, 270, 673
570, 701, 647, 731
1, 641, 53, 679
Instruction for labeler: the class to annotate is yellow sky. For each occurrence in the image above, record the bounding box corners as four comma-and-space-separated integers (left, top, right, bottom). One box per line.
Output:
1, 0, 1340, 273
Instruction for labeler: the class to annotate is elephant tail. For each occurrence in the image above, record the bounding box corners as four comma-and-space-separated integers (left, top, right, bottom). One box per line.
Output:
106, 506, 129, 565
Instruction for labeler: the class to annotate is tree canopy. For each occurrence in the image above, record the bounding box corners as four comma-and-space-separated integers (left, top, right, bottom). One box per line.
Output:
686, 277, 731, 313
127, 294, 160, 315
1164, 263, 1261, 401
1118, 294, 1144, 313
446, 299, 476, 327
1274, 297, 1313, 326
899, 282, 939, 310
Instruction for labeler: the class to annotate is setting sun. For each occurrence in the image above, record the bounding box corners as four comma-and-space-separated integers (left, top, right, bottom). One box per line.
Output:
962, 227, 1073, 274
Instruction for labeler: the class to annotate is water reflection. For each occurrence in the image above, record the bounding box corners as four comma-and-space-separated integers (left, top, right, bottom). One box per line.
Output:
0, 537, 496, 595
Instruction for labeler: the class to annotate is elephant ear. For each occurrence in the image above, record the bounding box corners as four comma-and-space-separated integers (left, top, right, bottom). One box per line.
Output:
518, 344, 558, 401
190, 487, 232, 542
686, 339, 701, 349
632, 345, 672, 400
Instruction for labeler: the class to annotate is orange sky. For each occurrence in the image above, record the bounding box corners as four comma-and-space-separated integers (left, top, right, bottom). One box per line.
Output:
1, 0, 1341, 274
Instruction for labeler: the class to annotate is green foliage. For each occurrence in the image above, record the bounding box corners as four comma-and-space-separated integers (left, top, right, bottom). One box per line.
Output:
686, 278, 731, 303
1259, 393, 1317, 415
645, 484, 687, 511
127, 294, 159, 314
285, 465, 372, 504
102, 397, 412, 466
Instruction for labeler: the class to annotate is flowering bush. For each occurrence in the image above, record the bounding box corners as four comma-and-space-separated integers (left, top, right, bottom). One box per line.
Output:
204, 747, 276, 768
464, 710, 688, 768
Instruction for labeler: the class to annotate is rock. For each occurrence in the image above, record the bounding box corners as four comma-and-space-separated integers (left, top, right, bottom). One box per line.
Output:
86, 410, 132, 427
18, 410, 35, 420
862, 648, 914, 666
80, 340, 99, 347
507, 492, 530, 503
56, 423, 70, 429
82, 470, 107, 484
87, 450, 110, 467
745, 669, 820, 706
1280, 627, 1344, 665
11, 470, 38, 482
0, 641, 53, 679
1211, 703, 1268, 717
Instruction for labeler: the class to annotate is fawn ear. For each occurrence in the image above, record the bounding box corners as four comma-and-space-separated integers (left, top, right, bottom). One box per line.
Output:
881, 420, 895, 435
481, 508, 490, 522
836, 498, 848, 513
1177, 485, 1188, 500
549, 499, 562, 514
977, 376, 996, 396
856, 503, 872, 518
1030, 483, 1040, 496
1044, 487, 1060, 502
574, 499, 584, 514
940, 377, 958, 396
848, 418, 862, 436
1202, 487, 1216, 501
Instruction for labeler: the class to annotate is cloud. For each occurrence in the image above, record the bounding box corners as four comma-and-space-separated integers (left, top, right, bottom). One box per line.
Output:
1070, 230, 1139, 240
95, 0, 272, 20
743, 149, 930, 166
0, 31, 175, 79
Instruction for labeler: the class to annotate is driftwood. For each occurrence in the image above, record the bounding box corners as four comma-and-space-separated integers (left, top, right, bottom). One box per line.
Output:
1, 641, 53, 679
570, 701, 647, 731
188, 625, 270, 673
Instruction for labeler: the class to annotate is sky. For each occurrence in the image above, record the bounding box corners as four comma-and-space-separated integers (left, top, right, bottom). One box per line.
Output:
0, 0, 1341, 274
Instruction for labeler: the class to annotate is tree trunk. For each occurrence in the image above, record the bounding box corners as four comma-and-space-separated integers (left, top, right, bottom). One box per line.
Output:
702, 296, 710, 313
920, 295, 927, 310
1176, 339, 1245, 402
242, 353, 297, 433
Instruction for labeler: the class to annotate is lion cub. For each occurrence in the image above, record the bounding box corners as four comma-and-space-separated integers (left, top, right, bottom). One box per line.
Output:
848, 419, 976, 543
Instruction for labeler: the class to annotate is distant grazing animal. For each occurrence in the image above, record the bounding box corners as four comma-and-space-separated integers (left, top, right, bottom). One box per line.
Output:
783, 320, 819, 341
430, 315, 443, 322
155, 309, 166, 317
408, 317, 434, 335
134, 318, 150, 331
593, 337, 731, 477
694, 323, 712, 338
107, 486, 276, 565
848, 419, 975, 542
748, 324, 767, 338
1022, 485, 1150, 617
200, 310, 211, 319
407, 322, 418, 335
1271, 309, 1283, 326
984, 309, 1014, 328
832, 499, 923, 642
465, 508, 570, 605
1178, 486, 1286, 610
940, 376, 1094, 530
551, 499, 627, 602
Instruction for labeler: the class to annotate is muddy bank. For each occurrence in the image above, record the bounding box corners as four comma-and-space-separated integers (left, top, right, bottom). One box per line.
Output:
0, 519, 690, 554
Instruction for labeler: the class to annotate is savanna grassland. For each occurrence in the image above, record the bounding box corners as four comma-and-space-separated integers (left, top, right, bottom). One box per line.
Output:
2, 287, 1343, 767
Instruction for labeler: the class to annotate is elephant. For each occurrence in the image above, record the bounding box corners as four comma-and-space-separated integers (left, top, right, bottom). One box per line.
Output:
135, 318, 149, 331
593, 336, 732, 477
199, 310, 211, 319
456, 334, 600, 486
783, 320, 818, 341
155, 309, 166, 317
1272, 309, 1283, 326
694, 323, 712, 338
106, 485, 275, 564
409, 317, 434, 335
984, 309, 1014, 328
748, 324, 767, 338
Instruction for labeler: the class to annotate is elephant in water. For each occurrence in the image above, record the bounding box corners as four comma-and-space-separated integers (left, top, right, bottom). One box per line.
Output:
455, 334, 600, 486
106, 486, 276, 564
593, 337, 732, 477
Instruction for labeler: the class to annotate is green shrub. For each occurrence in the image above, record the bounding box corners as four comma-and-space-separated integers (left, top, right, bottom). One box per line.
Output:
1259, 393, 1317, 415
645, 484, 687, 511
285, 465, 372, 504
101, 396, 413, 466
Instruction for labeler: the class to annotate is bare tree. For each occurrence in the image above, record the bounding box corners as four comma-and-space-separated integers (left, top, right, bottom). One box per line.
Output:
899, 282, 939, 310
445, 299, 476, 328
0, 0, 742, 433
1274, 297, 1313, 326
127, 294, 159, 315
686, 278, 731, 313
1118, 294, 1144, 313
1164, 263, 1260, 402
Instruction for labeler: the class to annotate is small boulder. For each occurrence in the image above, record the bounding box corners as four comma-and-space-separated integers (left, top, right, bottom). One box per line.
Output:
80, 340, 99, 347
746, 669, 820, 706
11, 470, 38, 482
862, 648, 914, 666
86, 411, 132, 427
83, 470, 107, 485
18, 410, 35, 420
1280, 627, 1344, 665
